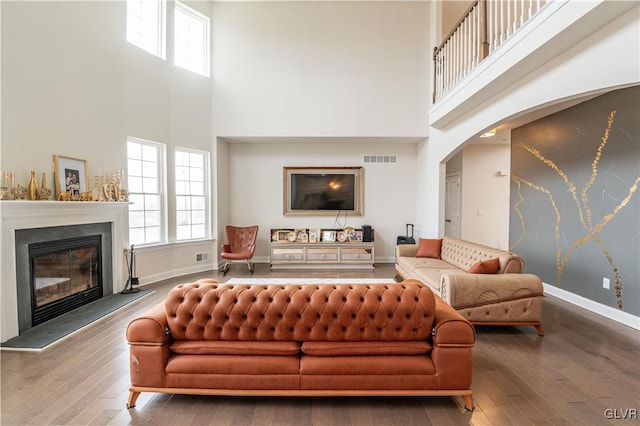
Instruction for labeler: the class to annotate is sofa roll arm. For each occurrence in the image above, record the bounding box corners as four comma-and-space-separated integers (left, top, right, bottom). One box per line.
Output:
126, 302, 171, 345
440, 273, 544, 309
432, 297, 475, 347
395, 244, 418, 258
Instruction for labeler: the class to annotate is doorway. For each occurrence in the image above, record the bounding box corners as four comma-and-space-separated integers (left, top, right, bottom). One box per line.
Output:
445, 172, 461, 238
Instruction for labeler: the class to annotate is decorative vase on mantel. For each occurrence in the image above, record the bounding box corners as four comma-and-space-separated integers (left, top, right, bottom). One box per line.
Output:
37, 172, 52, 200
28, 171, 38, 200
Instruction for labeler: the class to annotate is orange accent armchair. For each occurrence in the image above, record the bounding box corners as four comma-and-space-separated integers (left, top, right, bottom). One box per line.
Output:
219, 225, 258, 273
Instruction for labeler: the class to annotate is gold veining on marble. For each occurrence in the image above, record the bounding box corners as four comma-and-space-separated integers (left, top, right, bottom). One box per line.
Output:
511, 110, 637, 309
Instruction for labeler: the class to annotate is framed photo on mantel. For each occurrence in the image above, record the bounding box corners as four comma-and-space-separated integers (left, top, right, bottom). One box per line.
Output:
53, 154, 88, 200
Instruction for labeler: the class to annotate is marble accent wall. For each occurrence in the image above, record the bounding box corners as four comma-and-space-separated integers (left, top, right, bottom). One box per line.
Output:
510, 86, 640, 316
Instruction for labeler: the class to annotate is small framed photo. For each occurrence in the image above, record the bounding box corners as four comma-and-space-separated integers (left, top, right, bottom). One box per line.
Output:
322, 230, 336, 242
309, 229, 321, 243
295, 228, 308, 242
352, 230, 363, 242
53, 154, 89, 200
276, 230, 291, 242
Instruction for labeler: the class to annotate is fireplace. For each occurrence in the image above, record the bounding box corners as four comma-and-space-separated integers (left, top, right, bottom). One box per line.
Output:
15, 222, 113, 333
30, 235, 103, 326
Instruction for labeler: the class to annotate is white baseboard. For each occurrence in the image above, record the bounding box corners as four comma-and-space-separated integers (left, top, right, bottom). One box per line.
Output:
252, 256, 395, 264
135, 263, 215, 289
543, 283, 640, 330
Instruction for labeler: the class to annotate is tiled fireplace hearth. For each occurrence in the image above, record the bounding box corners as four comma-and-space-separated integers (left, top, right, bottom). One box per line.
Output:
1, 201, 128, 342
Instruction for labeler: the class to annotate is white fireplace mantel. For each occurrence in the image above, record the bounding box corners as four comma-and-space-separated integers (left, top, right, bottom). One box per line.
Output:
0, 200, 129, 342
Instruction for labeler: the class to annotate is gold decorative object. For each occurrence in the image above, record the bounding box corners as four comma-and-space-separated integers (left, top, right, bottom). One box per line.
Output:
28, 171, 38, 200
96, 169, 127, 202
94, 175, 106, 201
37, 172, 52, 200
57, 191, 72, 201
79, 191, 93, 201
11, 184, 27, 200
0, 171, 15, 199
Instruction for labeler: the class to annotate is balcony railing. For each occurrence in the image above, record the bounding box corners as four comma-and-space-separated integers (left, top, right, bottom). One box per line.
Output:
433, 0, 550, 103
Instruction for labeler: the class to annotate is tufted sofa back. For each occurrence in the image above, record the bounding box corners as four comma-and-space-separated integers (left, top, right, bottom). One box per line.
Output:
440, 236, 524, 273
165, 279, 436, 342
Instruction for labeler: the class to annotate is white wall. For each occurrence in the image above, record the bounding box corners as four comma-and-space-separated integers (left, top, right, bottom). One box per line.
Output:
1, 1, 216, 284
211, 1, 431, 263
223, 140, 419, 263
211, 1, 430, 137
460, 142, 511, 249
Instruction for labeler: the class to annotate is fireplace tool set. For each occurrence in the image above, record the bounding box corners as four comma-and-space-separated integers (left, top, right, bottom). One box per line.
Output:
122, 244, 140, 294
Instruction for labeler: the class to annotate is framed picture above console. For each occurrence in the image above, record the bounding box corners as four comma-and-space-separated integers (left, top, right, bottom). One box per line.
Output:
283, 166, 363, 216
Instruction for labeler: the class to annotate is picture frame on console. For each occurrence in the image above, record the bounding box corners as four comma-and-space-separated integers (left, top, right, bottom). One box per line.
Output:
283, 166, 364, 216
53, 154, 88, 200
322, 230, 336, 242
309, 229, 321, 243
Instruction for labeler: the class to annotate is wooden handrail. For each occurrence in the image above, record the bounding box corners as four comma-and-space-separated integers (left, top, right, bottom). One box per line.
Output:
432, 0, 550, 103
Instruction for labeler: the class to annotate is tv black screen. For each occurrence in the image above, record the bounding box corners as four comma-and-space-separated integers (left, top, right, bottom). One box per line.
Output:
290, 173, 356, 211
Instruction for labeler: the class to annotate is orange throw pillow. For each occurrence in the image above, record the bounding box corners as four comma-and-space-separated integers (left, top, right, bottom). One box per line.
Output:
415, 238, 442, 259
468, 258, 500, 274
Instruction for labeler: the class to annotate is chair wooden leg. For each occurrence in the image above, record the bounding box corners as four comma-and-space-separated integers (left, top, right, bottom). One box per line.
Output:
247, 259, 254, 273
127, 391, 140, 409
219, 261, 229, 274
463, 395, 474, 411
535, 324, 545, 336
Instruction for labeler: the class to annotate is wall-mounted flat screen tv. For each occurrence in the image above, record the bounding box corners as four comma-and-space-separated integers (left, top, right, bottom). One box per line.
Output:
283, 166, 363, 216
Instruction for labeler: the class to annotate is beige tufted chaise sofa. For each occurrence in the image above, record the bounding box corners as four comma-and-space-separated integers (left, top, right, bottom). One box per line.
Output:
395, 236, 544, 336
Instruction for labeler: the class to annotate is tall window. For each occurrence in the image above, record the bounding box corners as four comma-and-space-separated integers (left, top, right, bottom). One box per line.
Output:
126, 0, 166, 59
175, 148, 208, 240
174, 1, 210, 76
127, 138, 166, 246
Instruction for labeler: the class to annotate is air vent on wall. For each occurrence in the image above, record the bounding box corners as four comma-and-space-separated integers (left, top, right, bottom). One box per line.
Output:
363, 155, 397, 164
196, 253, 209, 262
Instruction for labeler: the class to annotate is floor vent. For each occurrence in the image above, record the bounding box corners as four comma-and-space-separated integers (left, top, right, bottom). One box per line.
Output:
363, 155, 397, 164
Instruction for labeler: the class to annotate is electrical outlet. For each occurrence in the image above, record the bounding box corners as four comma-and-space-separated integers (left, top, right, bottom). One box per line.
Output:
603, 277, 610, 289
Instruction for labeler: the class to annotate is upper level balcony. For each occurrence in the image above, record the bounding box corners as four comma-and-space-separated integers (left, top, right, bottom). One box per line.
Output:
429, 0, 639, 130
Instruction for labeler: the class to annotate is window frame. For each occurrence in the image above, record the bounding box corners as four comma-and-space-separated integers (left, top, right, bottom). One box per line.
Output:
126, 0, 167, 59
126, 137, 168, 247
173, 0, 210, 77
174, 147, 210, 242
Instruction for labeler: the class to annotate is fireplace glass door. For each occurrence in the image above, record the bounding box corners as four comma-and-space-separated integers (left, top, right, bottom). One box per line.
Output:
30, 235, 103, 325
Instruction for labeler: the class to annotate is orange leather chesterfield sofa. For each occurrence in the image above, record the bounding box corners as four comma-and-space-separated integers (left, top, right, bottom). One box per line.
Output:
126, 279, 476, 410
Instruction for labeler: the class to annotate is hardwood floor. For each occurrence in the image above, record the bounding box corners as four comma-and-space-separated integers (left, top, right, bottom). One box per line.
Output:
2, 263, 638, 425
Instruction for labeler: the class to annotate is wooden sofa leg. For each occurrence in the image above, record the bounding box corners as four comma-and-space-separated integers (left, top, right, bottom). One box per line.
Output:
535, 324, 545, 336
463, 395, 475, 411
127, 391, 140, 409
